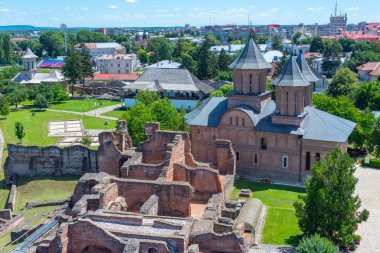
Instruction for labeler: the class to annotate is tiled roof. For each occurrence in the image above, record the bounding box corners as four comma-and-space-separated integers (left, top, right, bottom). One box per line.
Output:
229, 37, 272, 70
89, 73, 139, 81
357, 62, 380, 77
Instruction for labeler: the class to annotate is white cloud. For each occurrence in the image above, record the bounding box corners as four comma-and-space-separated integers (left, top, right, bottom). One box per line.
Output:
82, 7, 89, 10
0, 8, 13, 12
249, 5, 255, 8
308, 6, 325, 11
110, 5, 117, 9
256, 7, 279, 17
345, 6, 359, 11
65, 6, 72, 11
155, 9, 168, 13
173, 8, 180, 11
126, 0, 138, 3
17, 11, 27, 15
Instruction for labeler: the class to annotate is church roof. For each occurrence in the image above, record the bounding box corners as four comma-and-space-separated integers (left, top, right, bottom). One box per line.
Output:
296, 54, 320, 83
22, 48, 37, 59
272, 56, 310, 87
228, 37, 272, 70
185, 98, 356, 143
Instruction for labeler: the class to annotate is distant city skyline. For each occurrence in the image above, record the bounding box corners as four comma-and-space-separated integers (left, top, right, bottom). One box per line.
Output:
0, 0, 378, 28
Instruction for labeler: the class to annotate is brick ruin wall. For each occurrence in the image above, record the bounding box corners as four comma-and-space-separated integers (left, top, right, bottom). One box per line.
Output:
3, 144, 98, 183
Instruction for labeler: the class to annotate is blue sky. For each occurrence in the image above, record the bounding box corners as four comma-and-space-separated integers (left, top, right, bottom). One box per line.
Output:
0, 0, 378, 27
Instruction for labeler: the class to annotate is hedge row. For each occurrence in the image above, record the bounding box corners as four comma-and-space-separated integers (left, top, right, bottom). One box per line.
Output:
361, 158, 380, 169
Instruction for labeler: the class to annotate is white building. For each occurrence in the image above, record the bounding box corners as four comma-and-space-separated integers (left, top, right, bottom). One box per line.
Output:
78, 43, 126, 57
146, 60, 181, 69
263, 50, 284, 63
96, 54, 136, 74
283, 44, 310, 55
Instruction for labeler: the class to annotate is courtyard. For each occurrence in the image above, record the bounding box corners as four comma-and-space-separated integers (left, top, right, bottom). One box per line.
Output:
231, 180, 305, 246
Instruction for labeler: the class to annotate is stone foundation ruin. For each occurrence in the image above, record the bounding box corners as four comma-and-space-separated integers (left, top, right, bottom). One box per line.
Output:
5, 121, 264, 253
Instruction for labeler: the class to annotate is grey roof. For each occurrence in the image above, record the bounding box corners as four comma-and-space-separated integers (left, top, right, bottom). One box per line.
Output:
147, 60, 181, 69
12, 71, 33, 83
127, 68, 214, 94
22, 48, 37, 59
234, 198, 263, 232
185, 98, 356, 143
272, 56, 310, 87
228, 38, 272, 70
296, 54, 320, 83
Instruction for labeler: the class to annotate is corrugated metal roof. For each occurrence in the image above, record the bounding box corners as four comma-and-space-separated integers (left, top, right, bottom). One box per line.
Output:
234, 198, 263, 232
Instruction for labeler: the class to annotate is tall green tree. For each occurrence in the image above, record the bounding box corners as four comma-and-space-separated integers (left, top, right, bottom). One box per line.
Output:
0, 33, 13, 64
197, 33, 218, 79
326, 67, 358, 98
148, 37, 174, 62
354, 81, 380, 110
79, 43, 94, 95
180, 53, 196, 73
5, 82, 28, 110
138, 49, 149, 64
368, 117, 380, 157
310, 37, 324, 53
218, 48, 229, 71
134, 90, 160, 106
62, 48, 83, 97
322, 40, 342, 75
292, 32, 302, 44
294, 148, 369, 247
271, 35, 282, 51
39, 31, 65, 57
0, 95, 10, 118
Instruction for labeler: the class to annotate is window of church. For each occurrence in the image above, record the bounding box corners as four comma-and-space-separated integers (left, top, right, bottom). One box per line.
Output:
249, 74, 252, 85
261, 138, 267, 149
236, 117, 239, 126
236, 151, 240, 161
242, 118, 245, 127
230, 117, 233, 125
253, 154, 258, 165
282, 155, 289, 169
316, 153, 321, 162
306, 152, 311, 171
197, 128, 200, 134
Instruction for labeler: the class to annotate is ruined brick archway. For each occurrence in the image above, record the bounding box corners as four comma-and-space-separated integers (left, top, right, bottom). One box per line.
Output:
81, 245, 113, 253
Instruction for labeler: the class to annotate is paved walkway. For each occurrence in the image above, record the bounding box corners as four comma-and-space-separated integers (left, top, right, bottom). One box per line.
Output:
46, 104, 121, 121
355, 166, 380, 253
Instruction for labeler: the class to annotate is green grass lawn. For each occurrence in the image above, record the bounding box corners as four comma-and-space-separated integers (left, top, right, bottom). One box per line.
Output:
0, 176, 78, 251
101, 108, 127, 119
231, 180, 305, 246
49, 99, 119, 113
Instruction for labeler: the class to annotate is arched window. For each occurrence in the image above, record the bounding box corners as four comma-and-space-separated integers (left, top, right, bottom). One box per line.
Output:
249, 74, 252, 85
230, 117, 233, 125
282, 155, 289, 169
197, 128, 200, 134
286, 91, 289, 114
254, 154, 258, 165
242, 118, 245, 127
236, 117, 239, 126
316, 153, 321, 162
148, 248, 158, 253
306, 152, 311, 171
236, 151, 240, 161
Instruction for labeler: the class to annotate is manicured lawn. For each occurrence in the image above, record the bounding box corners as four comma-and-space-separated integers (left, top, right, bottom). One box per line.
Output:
101, 108, 127, 119
231, 180, 305, 246
49, 99, 119, 113
0, 108, 116, 148
0, 176, 79, 250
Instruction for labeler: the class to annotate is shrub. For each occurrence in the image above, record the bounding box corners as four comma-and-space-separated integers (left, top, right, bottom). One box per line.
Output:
360, 158, 380, 169
297, 235, 338, 253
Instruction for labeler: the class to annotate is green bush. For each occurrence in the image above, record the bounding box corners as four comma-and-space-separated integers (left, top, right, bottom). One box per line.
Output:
360, 158, 380, 169
297, 235, 338, 253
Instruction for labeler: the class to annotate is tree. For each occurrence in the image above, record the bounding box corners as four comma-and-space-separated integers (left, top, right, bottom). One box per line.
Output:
14, 121, 25, 144
197, 33, 218, 79
211, 84, 233, 97
339, 38, 355, 53
6, 82, 28, 110
0, 95, 10, 118
134, 90, 160, 106
39, 31, 65, 57
34, 94, 48, 110
258, 36, 268, 44
326, 67, 358, 98
62, 48, 83, 97
294, 148, 369, 247
322, 40, 342, 75
218, 49, 229, 71
148, 37, 174, 62
296, 235, 338, 253
0, 33, 13, 64
51, 84, 69, 102
79, 44, 94, 95
271, 35, 282, 51
313, 94, 375, 149
215, 71, 233, 82
368, 118, 380, 157
250, 29, 258, 44
310, 37, 324, 53
292, 32, 302, 44
272, 54, 288, 80
151, 98, 182, 131
80, 132, 94, 147
138, 49, 149, 64
354, 81, 380, 110
180, 53, 195, 73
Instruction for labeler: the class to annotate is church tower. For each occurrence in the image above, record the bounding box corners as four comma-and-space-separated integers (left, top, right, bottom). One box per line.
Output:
272, 56, 312, 126
227, 37, 273, 112
22, 48, 38, 71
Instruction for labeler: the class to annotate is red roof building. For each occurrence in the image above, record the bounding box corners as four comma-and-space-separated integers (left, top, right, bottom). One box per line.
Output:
357, 62, 380, 82
87, 73, 139, 82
